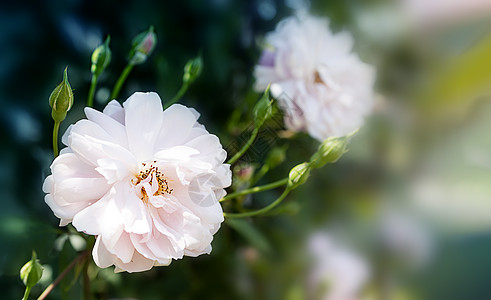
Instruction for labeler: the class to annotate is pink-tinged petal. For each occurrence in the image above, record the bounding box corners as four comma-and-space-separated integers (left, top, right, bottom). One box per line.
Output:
155, 104, 199, 150
182, 211, 214, 253
129, 233, 156, 260
102, 100, 125, 124
146, 233, 183, 261
102, 232, 134, 264
149, 205, 186, 251
122, 190, 152, 235
61, 124, 73, 147
123, 92, 164, 163
84, 107, 129, 149
72, 187, 124, 237
45, 194, 91, 225
153, 146, 199, 162
184, 134, 227, 166
173, 178, 224, 225
92, 236, 114, 268
68, 121, 137, 169
114, 251, 158, 273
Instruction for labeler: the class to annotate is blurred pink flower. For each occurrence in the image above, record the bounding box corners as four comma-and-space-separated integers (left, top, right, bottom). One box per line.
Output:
43, 92, 231, 272
308, 232, 370, 300
254, 14, 375, 141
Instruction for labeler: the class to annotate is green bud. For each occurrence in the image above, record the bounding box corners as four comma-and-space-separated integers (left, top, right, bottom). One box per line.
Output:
183, 55, 203, 84
20, 251, 43, 288
309, 136, 349, 169
265, 146, 287, 169
287, 162, 311, 190
253, 86, 273, 127
49, 67, 73, 123
91, 35, 112, 77
128, 26, 157, 65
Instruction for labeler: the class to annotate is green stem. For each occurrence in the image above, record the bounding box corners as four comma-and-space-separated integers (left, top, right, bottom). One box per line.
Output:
251, 164, 270, 185
227, 127, 260, 165
164, 81, 189, 109
83, 259, 91, 300
220, 177, 288, 202
224, 188, 291, 218
87, 74, 98, 108
37, 251, 89, 300
110, 64, 134, 100
53, 121, 60, 157
82, 236, 95, 300
22, 286, 31, 300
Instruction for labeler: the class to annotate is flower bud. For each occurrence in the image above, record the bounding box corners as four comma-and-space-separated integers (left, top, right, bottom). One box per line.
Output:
183, 55, 203, 84
287, 162, 311, 190
234, 164, 255, 182
265, 146, 287, 169
309, 136, 348, 169
128, 26, 157, 65
20, 251, 43, 288
91, 36, 112, 77
49, 67, 73, 123
254, 86, 273, 127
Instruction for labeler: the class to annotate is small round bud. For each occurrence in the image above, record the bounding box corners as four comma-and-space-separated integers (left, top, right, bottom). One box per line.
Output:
234, 164, 255, 182
91, 36, 112, 77
183, 55, 203, 84
309, 136, 348, 169
129, 26, 157, 65
287, 162, 311, 190
49, 67, 73, 123
20, 251, 43, 288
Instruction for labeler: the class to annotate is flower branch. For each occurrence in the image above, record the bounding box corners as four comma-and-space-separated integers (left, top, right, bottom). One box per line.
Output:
37, 250, 89, 300
224, 187, 291, 218
220, 177, 288, 202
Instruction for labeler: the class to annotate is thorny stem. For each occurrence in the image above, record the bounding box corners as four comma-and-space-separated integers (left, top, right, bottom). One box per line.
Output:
37, 251, 89, 300
220, 178, 288, 202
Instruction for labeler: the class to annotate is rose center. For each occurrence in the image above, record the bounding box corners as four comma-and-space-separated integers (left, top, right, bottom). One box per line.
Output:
131, 161, 173, 204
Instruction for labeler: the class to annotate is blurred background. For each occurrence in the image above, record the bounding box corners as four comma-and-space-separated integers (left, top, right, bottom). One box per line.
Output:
1, 0, 491, 299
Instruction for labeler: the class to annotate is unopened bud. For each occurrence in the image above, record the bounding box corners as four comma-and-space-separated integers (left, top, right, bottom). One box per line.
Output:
265, 146, 287, 169
183, 55, 203, 84
234, 164, 255, 182
20, 251, 43, 288
91, 36, 112, 77
287, 162, 311, 190
254, 86, 273, 127
129, 26, 157, 65
309, 136, 348, 169
49, 67, 73, 122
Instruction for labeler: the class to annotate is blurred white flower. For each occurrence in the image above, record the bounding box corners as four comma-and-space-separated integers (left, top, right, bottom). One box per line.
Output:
308, 232, 370, 300
43, 92, 231, 272
401, 0, 491, 29
254, 14, 375, 141
380, 209, 433, 270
